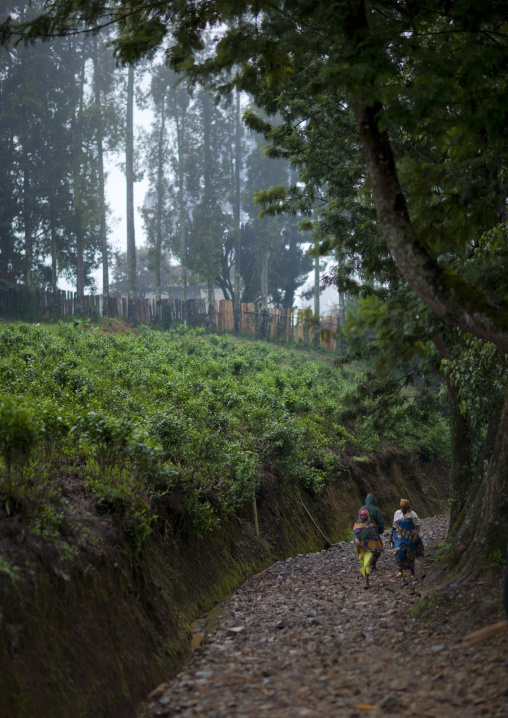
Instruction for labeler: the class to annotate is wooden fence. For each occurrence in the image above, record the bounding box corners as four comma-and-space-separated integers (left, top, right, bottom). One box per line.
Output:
216, 300, 339, 351
0, 287, 341, 351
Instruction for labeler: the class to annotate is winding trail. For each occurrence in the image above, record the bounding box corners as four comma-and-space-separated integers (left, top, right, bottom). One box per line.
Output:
143, 515, 508, 717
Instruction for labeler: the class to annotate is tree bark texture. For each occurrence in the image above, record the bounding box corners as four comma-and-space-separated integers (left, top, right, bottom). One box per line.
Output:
446, 394, 508, 582
126, 64, 137, 308
452, 401, 503, 552
447, 381, 474, 532
471, 390, 508, 554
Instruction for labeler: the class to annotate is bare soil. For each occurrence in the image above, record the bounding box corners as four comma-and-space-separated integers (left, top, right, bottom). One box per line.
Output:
142, 514, 508, 718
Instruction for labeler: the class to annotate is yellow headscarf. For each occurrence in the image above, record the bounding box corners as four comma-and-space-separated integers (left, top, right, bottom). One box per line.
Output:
400, 498, 410, 509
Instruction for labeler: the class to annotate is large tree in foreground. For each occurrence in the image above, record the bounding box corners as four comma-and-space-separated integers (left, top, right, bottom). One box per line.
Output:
3, 0, 508, 568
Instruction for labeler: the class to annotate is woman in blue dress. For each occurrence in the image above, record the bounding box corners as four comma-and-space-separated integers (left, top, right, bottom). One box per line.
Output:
390, 498, 424, 578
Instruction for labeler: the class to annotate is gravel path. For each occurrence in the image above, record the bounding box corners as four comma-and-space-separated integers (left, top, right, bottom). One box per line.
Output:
143, 515, 508, 718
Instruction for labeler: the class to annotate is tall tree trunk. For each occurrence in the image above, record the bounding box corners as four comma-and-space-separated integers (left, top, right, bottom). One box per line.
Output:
92, 35, 109, 314
338, 256, 346, 354
175, 105, 187, 320
260, 248, 269, 338
447, 381, 474, 532
126, 64, 137, 312
207, 277, 216, 332
202, 92, 217, 332
339, 287, 345, 325
453, 401, 504, 548
154, 91, 166, 312
314, 254, 320, 319
313, 252, 320, 344
472, 391, 508, 554
49, 200, 58, 294
260, 248, 269, 311
282, 167, 300, 309
233, 89, 242, 333
22, 168, 32, 290
449, 394, 508, 579
179, 199, 187, 320
71, 50, 86, 315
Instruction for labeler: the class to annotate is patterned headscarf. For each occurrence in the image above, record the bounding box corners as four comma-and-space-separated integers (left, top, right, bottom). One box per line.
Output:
400, 498, 410, 509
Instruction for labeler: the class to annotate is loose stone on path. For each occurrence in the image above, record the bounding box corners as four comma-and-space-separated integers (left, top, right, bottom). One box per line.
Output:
142, 515, 508, 717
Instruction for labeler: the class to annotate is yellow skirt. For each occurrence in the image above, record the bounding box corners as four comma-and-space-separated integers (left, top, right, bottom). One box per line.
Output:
356, 547, 374, 577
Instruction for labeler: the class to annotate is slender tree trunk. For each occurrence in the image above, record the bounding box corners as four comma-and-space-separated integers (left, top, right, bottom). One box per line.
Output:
207, 277, 216, 332
179, 201, 187, 319
154, 91, 166, 313
313, 252, 320, 344
233, 89, 242, 333
282, 238, 298, 308
49, 200, 58, 293
92, 35, 109, 314
282, 167, 300, 309
22, 168, 32, 290
339, 287, 345, 324
337, 253, 346, 354
339, 291, 346, 354
71, 52, 86, 315
260, 249, 269, 311
260, 248, 269, 338
202, 92, 217, 332
314, 254, 320, 319
175, 108, 187, 320
126, 64, 137, 312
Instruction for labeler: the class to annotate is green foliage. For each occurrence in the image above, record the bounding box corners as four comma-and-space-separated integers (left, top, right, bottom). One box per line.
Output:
487, 549, 507, 570
0, 397, 40, 486
409, 592, 438, 621
0, 554, 21, 585
441, 332, 508, 427
0, 322, 447, 554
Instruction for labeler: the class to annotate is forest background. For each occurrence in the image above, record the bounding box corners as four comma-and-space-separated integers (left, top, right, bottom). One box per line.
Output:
0, 3, 332, 328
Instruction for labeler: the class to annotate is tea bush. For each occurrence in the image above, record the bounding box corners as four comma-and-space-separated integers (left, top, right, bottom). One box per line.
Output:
0, 322, 449, 555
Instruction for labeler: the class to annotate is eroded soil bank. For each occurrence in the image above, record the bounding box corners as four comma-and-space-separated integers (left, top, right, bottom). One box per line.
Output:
0, 453, 448, 718
142, 515, 507, 718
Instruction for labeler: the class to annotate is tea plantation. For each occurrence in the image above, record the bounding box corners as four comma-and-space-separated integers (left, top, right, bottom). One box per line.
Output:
0, 321, 449, 560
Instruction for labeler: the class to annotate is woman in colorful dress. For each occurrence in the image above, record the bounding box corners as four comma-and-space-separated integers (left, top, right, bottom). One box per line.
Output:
353, 509, 383, 589
390, 498, 424, 578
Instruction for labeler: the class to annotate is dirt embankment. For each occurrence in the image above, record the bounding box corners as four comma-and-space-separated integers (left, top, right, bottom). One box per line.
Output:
0, 452, 448, 718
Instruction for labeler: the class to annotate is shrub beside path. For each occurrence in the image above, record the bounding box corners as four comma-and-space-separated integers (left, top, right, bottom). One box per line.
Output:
143, 515, 507, 718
